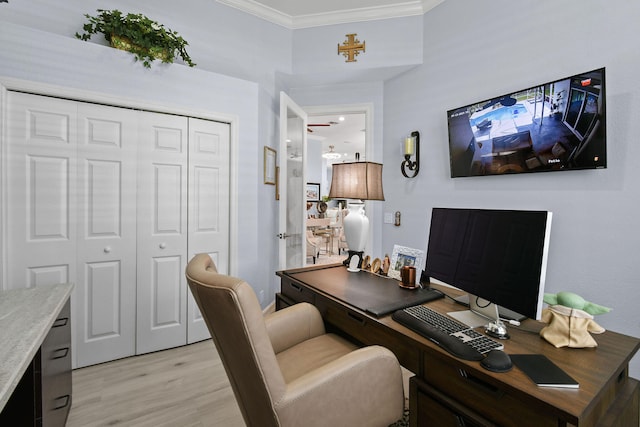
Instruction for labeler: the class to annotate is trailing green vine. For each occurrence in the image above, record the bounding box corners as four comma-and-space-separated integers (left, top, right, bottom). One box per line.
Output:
76, 9, 195, 68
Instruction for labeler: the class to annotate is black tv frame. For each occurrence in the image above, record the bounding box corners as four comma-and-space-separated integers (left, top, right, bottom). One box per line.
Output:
447, 68, 606, 178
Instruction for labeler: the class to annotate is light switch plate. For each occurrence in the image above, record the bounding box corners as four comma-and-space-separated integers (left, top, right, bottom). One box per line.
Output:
384, 212, 393, 224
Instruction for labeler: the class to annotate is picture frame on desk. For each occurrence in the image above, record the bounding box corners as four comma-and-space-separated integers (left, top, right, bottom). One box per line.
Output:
388, 245, 425, 280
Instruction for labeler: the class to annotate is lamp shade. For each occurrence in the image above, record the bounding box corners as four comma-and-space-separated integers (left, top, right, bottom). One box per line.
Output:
328, 162, 385, 201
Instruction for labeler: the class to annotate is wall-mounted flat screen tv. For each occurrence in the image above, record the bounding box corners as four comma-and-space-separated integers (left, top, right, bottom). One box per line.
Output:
447, 68, 606, 178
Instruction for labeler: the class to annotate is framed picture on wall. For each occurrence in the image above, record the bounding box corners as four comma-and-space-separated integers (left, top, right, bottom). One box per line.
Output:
264, 146, 276, 185
388, 245, 425, 280
306, 182, 320, 202
275, 166, 280, 200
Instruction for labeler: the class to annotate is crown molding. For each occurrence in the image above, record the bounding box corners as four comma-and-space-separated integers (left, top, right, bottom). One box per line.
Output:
217, 0, 444, 29
217, 0, 294, 28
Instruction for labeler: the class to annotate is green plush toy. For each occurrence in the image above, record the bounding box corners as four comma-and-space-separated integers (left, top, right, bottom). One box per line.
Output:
543, 291, 611, 315
541, 292, 611, 348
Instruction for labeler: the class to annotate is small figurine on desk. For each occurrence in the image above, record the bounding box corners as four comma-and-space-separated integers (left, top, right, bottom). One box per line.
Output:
540, 291, 611, 348
382, 254, 390, 276
361, 255, 371, 271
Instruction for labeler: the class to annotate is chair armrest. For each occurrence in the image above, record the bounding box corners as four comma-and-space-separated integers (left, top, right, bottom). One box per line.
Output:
264, 303, 326, 354
275, 345, 404, 427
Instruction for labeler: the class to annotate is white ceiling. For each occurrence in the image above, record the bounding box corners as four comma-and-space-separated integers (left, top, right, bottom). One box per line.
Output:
217, 0, 444, 29
308, 113, 366, 164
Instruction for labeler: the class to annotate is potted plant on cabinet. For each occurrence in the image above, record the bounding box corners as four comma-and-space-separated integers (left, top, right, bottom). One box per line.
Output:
76, 9, 196, 68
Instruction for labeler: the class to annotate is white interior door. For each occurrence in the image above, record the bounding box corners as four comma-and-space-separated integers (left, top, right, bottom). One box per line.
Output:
6, 92, 138, 368
6, 93, 78, 292
136, 111, 189, 355
75, 102, 138, 366
278, 92, 307, 269
186, 117, 230, 343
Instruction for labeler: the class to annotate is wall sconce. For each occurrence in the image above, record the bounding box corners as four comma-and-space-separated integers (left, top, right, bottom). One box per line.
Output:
401, 131, 420, 178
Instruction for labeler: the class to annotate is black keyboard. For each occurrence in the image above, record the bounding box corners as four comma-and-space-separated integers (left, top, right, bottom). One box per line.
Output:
392, 305, 503, 361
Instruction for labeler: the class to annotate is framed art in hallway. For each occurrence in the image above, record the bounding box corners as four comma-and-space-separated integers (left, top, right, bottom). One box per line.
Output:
306, 182, 320, 202
264, 146, 276, 184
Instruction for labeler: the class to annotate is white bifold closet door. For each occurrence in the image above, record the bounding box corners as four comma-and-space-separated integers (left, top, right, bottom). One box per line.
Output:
186, 117, 230, 343
6, 91, 229, 367
135, 113, 230, 353
6, 92, 138, 366
136, 112, 189, 355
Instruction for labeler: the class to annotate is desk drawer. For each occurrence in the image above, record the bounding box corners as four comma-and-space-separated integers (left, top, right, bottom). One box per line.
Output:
45, 302, 71, 349
411, 376, 496, 427
280, 279, 316, 305
321, 301, 420, 373
41, 300, 72, 427
422, 352, 555, 427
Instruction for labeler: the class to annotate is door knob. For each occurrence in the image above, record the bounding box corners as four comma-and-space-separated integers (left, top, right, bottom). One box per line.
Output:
159, 243, 167, 249
104, 246, 111, 253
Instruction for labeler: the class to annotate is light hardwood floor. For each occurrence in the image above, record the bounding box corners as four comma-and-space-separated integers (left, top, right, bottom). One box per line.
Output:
67, 312, 411, 427
66, 340, 245, 427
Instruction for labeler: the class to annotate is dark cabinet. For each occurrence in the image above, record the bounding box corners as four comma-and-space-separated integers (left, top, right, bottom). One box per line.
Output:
0, 299, 72, 427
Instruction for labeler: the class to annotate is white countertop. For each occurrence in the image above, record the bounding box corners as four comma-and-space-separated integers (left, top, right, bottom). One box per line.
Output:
0, 283, 74, 411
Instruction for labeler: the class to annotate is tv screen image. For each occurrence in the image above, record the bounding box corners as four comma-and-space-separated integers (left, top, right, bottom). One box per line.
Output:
447, 68, 606, 178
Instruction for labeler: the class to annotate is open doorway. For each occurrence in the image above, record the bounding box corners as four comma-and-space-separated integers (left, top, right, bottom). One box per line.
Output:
304, 106, 369, 266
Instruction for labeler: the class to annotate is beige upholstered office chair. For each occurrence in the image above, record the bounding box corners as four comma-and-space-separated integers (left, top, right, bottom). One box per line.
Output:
186, 254, 404, 427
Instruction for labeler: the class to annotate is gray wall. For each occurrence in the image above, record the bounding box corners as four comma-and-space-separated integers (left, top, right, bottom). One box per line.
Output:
382, 0, 640, 377
289, 0, 640, 378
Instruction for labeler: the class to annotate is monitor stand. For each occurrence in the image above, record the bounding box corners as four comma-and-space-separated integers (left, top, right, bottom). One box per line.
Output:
448, 294, 510, 339
453, 294, 526, 322
447, 309, 487, 328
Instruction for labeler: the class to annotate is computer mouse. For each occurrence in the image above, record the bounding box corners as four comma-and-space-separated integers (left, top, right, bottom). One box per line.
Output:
481, 349, 513, 373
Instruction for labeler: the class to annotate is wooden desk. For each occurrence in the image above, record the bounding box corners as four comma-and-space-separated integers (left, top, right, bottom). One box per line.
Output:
276, 264, 639, 427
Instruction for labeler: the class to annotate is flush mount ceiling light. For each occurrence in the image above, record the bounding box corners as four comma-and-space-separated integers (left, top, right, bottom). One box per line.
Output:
322, 145, 342, 160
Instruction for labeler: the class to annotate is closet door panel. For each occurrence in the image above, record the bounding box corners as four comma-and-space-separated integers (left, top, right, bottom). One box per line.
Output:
83, 261, 123, 336
5, 91, 232, 364
187, 118, 230, 343
137, 112, 188, 354
151, 256, 183, 325
75, 103, 137, 367
6, 92, 77, 291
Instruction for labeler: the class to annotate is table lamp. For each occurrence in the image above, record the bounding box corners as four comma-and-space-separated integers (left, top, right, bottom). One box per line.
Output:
328, 161, 384, 269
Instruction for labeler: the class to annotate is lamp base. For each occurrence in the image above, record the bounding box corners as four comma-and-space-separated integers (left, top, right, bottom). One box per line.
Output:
343, 250, 364, 270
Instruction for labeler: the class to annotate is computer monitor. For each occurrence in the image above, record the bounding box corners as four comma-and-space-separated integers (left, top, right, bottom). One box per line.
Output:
425, 208, 552, 338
